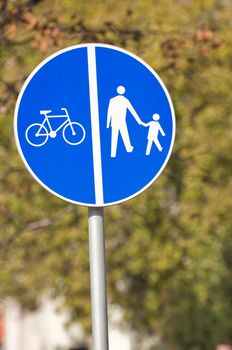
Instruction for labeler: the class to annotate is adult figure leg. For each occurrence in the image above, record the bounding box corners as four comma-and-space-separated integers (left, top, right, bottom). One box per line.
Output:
119, 125, 133, 153
111, 127, 120, 157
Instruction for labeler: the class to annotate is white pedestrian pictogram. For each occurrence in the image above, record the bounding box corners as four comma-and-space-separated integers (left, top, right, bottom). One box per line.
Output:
106, 86, 143, 157
106, 87, 166, 157
144, 113, 165, 155
25, 108, 86, 147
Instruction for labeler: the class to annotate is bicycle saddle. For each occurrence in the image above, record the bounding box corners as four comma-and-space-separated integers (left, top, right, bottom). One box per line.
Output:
40, 110, 52, 114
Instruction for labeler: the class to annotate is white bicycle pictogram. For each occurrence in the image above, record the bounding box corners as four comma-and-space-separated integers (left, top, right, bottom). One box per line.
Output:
25, 108, 86, 147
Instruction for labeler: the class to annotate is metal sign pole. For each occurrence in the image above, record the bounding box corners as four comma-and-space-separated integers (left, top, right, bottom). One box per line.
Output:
88, 207, 109, 350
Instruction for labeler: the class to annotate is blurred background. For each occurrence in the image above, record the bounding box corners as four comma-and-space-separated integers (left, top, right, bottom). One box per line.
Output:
0, 0, 232, 349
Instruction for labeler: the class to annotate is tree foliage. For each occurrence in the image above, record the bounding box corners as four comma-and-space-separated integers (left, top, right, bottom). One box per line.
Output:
0, 1, 232, 350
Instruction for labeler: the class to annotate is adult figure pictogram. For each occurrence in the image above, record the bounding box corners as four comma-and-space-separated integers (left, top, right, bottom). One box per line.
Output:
106, 85, 143, 158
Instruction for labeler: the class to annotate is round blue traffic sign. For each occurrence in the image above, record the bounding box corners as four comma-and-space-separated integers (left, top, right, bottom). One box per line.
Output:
14, 44, 175, 207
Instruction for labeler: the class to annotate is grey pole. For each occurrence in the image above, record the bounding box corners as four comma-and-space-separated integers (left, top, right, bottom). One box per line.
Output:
88, 207, 109, 350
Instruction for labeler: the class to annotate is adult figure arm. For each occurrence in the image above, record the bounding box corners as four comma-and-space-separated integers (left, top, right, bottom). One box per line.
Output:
126, 100, 144, 125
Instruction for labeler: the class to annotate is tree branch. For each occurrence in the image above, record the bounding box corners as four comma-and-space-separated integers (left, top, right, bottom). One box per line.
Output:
0, 204, 75, 249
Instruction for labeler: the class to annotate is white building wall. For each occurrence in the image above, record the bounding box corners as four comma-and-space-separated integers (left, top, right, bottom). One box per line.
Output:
4, 298, 85, 350
109, 307, 131, 350
3, 298, 131, 350
4, 300, 21, 350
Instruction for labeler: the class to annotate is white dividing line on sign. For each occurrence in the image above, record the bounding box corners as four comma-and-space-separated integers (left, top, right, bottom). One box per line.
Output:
87, 45, 104, 205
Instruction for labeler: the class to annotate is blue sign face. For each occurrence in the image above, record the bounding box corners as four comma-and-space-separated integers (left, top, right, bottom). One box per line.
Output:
14, 44, 175, 207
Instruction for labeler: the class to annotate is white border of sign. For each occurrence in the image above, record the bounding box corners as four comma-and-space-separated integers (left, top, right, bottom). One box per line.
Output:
14, 43, 176, 207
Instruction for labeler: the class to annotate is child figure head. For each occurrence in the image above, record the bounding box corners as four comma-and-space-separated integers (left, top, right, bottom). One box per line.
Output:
152, 113, 160, 121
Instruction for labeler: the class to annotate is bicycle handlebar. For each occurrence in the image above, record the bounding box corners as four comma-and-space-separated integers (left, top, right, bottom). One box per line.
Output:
61, 107, 68, 114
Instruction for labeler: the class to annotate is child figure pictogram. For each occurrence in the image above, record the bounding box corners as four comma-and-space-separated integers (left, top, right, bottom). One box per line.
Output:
144, 113, 165, 155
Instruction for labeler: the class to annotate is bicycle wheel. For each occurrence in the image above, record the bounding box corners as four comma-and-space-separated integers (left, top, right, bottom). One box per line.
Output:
63, 122, 86, 145
25, 123, 49, 147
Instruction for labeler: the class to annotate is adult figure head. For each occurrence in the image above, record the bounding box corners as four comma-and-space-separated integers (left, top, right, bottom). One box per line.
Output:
117, 85, 126, 95
107, 84, 143, 157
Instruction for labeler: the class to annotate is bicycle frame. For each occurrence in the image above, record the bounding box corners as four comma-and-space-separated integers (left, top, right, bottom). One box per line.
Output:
36, 108, 75, 135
